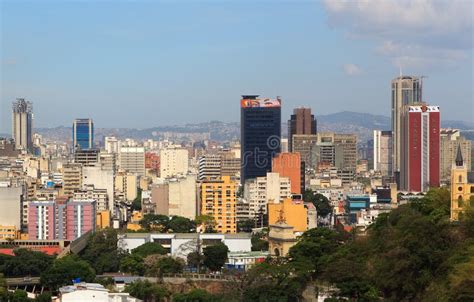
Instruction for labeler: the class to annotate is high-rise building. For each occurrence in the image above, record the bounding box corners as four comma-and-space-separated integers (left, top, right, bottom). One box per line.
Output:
0, 185, 23, 230
440, 129, 471, 184
241, 95, 281, 184
292, 134, 318, 169
160, 147, 189, 178
73, 118, 94, 151
400, 105, 440, 192
115, 171, 138, 202
450, 145, 474, 221
12, 98, 33, 152
272, 153, 303, 194
288, 107, 317, 152
104, 136, 119, 154
119, 147, 146, 176
373, 130, 393, 177
391, 76, 422, 177
201, 176, 237, 233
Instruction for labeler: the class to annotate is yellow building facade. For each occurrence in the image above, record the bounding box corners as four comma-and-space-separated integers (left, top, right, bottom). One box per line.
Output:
268, 198, 308, 232
450, 146, 474, 221
0, 225, 18, 240
201, 176, 237, 233
96, 210, 111, 229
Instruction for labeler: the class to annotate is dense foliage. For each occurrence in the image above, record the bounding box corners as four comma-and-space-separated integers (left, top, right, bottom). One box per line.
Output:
1, 249, 54, 277
203, 242, 229, 271
80, 228, 125, 274
244, 188, 474, 301
40, 255, 95, 289
139, 214, 196, 233
304, 189, 333, 217
124, 279, 168, 302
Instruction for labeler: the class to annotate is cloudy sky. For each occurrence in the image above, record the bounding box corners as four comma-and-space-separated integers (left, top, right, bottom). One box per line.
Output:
1, 0, 472, 132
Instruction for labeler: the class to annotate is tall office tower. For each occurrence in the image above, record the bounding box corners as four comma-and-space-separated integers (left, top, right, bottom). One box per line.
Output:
288, 107, 317, 152
12, 98, 33, 152
201, 176, 237, 233
373, 130, 393, 177
241, 95, 281, 184
160, 147, 189, 178
119, 146, 146, 176
391, 76, 422, 178
198, 154, 222, 181
73, 118, 94, 151
440, 129, 471, 184
400, 105, 440, 192
272, 153, 303, 194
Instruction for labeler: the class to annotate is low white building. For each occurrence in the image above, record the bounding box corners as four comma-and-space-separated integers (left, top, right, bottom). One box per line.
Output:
57, 283, 140, 302
118, 233, 251, 260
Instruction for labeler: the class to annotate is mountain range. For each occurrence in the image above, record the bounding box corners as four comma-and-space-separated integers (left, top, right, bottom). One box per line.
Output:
2, 111, 472, 143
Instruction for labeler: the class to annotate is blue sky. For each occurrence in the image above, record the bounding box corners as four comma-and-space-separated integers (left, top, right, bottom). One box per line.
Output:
1, 0, 472, 132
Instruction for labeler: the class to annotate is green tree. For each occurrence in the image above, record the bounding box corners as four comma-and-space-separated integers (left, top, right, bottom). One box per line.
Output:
195, 214, 216, 232
237, 219, 255, 232
139, 214, 169, 232
80, 228, 124, 274
173, 289, 223, 302
131, 188, 142, 211
125, 279, 168, 302
167, 216, 195, 233
303, 190, 333, 217
203, 242, 229, 271
187, 251, 203, 270
3, 249, 54, 277
251, 231, 268, 251
131, 242, 166, 258
35, 292, 52, 302
11, 290, 29, 302
40, 255, 95, 289
120, 254, 145, 276
146, 256, 184, 277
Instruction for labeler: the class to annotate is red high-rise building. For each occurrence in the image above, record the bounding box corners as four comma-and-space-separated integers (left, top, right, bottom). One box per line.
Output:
400, 105, 440, 192
272, 152, 303, 194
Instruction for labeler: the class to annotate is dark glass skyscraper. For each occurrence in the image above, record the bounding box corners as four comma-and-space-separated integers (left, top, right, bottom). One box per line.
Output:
240, 95, 281, 184
73, 118, 94, 151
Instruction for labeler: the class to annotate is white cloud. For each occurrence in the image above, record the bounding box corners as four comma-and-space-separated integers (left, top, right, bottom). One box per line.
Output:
322, 0, 473, 70
343, 63, 363, 76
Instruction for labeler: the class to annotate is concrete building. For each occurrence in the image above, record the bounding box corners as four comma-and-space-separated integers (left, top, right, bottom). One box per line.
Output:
440, 129, 471, 184
0, 185, 23, 230
243, 172, 291, 218
12, 98, 33, 152
115, 172, 138, 202
268, 198, 308, 232
198, 154, 221, 181
373, 130, 393, 177
288, 107, 317, 152
201, 176, 238, 233
63, 163, 82, 197
74, 185, 109, 212
400, 105, 440, 192
104, 136, 119, 154
391, 76, 422, 176
0, 138, 20, 157
59, 282, 140, 302
151, 174, 197, 219
74, 149, 99, 166
160, 147, 189, 178
82, 166, 114, 210
119, 147, 145, 176
28, 198, 96, 241
272, 152, 303, 194
292, 134, 318, 169
118, 232, 251, 260
450, 146, 474, 221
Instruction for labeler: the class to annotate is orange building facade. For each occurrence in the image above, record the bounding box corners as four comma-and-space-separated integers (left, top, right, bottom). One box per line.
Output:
272, 152, 302, 194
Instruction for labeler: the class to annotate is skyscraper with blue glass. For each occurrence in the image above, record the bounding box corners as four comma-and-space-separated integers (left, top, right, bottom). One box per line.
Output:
240, 95, 281, 185
73, 118, 94, 151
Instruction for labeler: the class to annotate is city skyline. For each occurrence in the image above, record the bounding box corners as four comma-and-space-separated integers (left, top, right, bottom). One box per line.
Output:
1, 1, 472, 133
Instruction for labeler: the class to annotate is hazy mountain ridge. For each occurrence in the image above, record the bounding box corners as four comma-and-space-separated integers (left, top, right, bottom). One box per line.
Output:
28, 111, 474, 144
